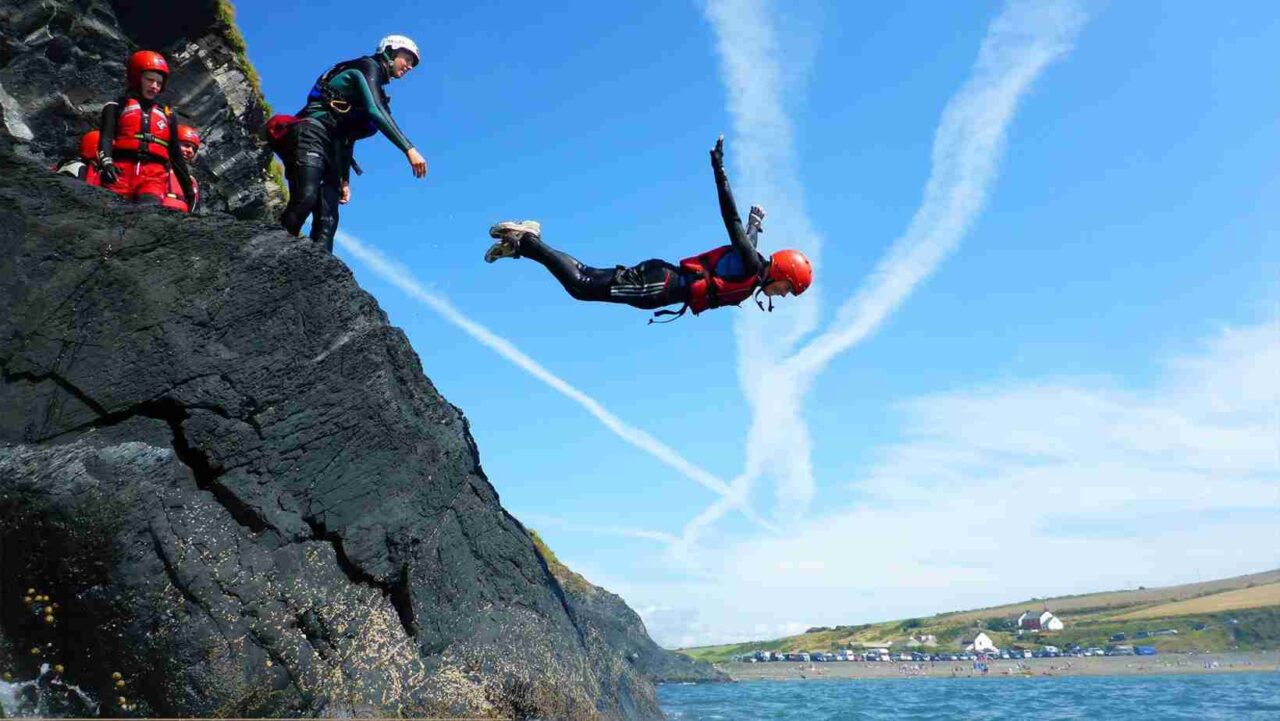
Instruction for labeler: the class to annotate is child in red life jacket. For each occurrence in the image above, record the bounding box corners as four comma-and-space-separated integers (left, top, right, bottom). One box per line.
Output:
162, 124, 202, 213
96, 50, 195, 210
52, 130, 102, 185
484, 136, 812, 323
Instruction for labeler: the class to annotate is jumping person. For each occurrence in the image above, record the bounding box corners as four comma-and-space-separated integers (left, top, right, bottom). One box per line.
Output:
275, 35, 428, 252
96, 50, 195, 209
162, 124, 202, 213
484, 136, 812, 322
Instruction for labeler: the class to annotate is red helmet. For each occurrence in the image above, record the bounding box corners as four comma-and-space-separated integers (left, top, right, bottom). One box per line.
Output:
79, 130, 100, 160
767, 249, 813, 295
127, 50, 169, 89
176, 125, 201, 150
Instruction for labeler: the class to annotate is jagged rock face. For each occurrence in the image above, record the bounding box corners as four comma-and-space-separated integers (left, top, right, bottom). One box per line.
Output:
561, 583, 727, 685
531, 534, 727, 685
0, 0, 282, 220
0, 153, 662, 719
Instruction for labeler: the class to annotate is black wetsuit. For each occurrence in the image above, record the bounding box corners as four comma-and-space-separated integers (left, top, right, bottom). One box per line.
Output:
517, 146, 763, 310
280, 55, 415, 252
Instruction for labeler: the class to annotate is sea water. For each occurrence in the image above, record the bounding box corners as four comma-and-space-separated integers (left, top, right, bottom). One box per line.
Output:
657, 673, 1280, 720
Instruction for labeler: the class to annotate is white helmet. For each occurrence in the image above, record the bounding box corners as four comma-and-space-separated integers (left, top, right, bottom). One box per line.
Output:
377, 35, 420, 66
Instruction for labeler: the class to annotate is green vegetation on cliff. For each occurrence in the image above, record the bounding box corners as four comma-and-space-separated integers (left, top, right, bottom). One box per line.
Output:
681, 571, 1280, 662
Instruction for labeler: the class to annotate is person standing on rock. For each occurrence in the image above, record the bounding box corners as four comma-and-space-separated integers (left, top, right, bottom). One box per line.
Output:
161, 124, 202, 213
96, 50, 196, 210
484, 136, 813, 323
271, 35, 428, 252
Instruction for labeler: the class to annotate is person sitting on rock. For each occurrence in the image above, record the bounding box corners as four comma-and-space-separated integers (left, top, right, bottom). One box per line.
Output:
52, 130, 102, 185
275, 34, 428, 252
96, 50, 195, 211
161, 124, 202, 213
484, 136, 813, 323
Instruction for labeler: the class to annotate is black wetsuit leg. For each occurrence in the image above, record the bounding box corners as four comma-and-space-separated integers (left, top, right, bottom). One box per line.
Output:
517, 233, 686, 310
280, 121, 341, 251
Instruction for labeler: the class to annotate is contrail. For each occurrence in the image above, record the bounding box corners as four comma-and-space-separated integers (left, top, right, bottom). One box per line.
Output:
791, 0, 1086, 376
334, 231, 778, 533
705, 0, 1087, 523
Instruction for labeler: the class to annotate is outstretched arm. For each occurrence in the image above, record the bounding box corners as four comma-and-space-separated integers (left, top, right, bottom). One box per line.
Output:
710, 135, 764, 275
341, 60, 414, 152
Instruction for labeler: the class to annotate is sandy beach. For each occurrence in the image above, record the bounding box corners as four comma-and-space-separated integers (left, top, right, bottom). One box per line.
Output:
718, 651, 1280, 681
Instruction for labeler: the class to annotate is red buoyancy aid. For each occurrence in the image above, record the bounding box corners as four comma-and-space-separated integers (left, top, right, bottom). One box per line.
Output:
112, 97, 173, 161
680, 244, 765, 314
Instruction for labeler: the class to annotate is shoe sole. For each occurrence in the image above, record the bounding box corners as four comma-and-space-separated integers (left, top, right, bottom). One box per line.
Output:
489, 221, 541, 240
484, 241, 516, 263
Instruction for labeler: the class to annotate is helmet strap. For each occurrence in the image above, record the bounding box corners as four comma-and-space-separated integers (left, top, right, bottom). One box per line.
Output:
753, 287, 774, 313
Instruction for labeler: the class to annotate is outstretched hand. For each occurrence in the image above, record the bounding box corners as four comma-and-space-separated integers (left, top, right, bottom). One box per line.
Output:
406, 148, 428, 178
710, 134, 725, 167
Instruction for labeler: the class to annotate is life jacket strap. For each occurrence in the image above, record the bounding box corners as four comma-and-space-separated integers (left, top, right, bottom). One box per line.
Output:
649, 303, 690, 325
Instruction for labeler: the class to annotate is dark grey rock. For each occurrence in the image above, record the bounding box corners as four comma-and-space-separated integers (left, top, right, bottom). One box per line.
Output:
0, 152, 662, 719
530, 532, 728, 685
0, 0, 283, 220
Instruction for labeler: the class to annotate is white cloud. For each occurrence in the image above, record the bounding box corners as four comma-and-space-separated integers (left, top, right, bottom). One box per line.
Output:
638, 318, 1280, 647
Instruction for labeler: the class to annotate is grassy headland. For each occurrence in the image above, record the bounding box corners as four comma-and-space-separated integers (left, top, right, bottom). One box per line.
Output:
680, 570, 1280, 662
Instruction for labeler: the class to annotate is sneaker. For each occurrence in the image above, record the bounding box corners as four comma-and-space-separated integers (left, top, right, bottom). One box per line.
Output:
748, 205, 766, 232
484, 237, 519, 263
489, 219, 541, 241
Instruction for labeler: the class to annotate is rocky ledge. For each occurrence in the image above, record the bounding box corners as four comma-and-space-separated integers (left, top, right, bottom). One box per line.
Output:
0, 152, 664, 719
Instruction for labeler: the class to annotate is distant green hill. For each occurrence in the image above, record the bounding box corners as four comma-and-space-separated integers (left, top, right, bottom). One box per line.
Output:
680, 569, 1280, 662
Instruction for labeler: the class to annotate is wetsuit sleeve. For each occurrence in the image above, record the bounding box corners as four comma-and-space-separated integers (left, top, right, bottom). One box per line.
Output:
337, 60, 415, 152
340, 141, 354, 183
98, 102, 118, 158
711, 149, 764, 276
167, 110, 195, 202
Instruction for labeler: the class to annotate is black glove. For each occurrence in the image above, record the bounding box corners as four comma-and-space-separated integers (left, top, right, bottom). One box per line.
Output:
98, 155, 119, 185
710, 134, 724, 167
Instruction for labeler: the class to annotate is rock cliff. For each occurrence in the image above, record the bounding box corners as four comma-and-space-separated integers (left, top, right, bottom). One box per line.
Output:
0, 151, 665, 718
0, 0, 282, 219
0, 2, 701, 718
530, 533, 728, 684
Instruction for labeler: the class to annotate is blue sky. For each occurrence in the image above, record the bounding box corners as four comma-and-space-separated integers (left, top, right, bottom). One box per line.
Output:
235, 0, 1280, 647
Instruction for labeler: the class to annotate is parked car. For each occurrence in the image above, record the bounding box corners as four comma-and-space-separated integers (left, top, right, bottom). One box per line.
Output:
1134, 630, 1150, 639
1135, 646, 1158, 656
1110, 633, 1127, 642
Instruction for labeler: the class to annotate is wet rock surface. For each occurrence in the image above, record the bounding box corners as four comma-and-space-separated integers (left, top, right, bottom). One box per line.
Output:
0, 0, 282, 219
0, 153, 662, 719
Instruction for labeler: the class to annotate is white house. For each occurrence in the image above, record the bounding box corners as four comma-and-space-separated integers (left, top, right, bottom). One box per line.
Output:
960, 632, 998, 653
1039, 611, 1064, 631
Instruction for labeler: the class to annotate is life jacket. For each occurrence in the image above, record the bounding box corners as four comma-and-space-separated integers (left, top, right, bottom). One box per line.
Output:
111, 97, 173, 162
302, 58, 384, 140
682, 244, 765, 314
649, 245, 766, 324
